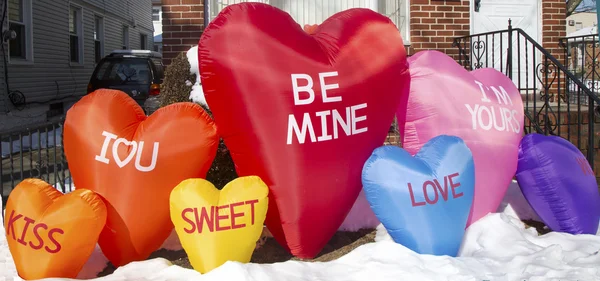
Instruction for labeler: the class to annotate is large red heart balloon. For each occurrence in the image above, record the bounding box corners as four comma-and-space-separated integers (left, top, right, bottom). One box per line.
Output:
199, 3, 409, 258
64, 89, 219, 266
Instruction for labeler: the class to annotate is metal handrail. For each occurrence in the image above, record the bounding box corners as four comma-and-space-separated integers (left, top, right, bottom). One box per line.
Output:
454, 28, 600, 104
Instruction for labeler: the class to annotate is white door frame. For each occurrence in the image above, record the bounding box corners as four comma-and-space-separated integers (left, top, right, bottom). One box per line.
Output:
469, 0, 543, 43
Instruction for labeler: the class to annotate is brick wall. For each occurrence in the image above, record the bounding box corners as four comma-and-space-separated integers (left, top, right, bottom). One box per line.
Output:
407, 0, 470, 60
161, 0, 205, 66
542, 0, 567, 63
541, 0, 567, 102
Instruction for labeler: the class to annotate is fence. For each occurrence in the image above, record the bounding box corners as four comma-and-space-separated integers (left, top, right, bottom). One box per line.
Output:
1, 119, 71, 204
453, 21, 600, 170
559, 34, 600, 106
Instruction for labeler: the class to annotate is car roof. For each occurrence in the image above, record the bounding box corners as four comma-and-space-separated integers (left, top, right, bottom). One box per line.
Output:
107, 50, 163, 59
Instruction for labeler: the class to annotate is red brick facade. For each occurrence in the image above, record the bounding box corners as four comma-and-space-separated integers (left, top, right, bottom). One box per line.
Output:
161, 0, 205, 65
161, 0, 566, 65
542, 0, 567, 63
406, 0, 470, 58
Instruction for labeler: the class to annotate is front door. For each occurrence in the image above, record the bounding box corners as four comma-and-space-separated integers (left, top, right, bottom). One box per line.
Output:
471, 0, 540, 90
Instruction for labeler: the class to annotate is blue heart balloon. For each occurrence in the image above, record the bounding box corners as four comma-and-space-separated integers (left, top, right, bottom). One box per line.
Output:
362, 135, 475, 256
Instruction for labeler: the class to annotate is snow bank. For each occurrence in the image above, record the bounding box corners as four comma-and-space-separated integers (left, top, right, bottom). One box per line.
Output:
2, 181, 600, 281
186, 46, 207, 107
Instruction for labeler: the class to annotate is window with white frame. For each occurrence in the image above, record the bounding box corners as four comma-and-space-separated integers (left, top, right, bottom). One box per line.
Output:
122, 25, 130, 49
140, 33, 148, 50
8, 0, 33, 61
152, 6, 161, 22
69, 5, 84, 63
94, 15, 104, 63
381, 0, 409, 43
209, 0, 410, 43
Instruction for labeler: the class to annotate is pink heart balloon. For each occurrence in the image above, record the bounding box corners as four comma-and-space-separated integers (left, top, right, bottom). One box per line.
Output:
398, 50, 524, 226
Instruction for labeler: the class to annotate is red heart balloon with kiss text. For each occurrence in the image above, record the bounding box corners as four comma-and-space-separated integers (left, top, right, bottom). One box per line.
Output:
199, 3, 409, 258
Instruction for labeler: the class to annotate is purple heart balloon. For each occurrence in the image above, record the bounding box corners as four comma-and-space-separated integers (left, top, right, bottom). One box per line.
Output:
516, 133, 600, 234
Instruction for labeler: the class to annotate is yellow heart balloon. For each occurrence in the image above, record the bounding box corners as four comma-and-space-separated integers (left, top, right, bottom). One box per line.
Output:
170, 176, 269, 273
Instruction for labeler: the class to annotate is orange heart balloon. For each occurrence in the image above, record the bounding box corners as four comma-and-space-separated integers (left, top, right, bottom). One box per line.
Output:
63, 89, 219, 267
303, 24, 319, 35
4, 178, 107, 280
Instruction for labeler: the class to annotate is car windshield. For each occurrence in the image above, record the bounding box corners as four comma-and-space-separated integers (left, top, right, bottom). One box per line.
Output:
95, 58, 151, 84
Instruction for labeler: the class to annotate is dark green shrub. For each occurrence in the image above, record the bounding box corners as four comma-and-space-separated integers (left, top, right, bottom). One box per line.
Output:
200, 105, 238, 189
160, 51, 238, 189
160, 51, 195, 107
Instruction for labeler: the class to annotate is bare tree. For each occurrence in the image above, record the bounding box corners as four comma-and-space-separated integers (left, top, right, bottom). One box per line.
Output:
567, 0, 594, 17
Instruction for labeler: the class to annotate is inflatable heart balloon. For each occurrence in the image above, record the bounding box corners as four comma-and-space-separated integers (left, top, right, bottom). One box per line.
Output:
170, 176, 268, 273
5, 179, 107, 280
303, 24, 319, 34
199, 3, 409, 258
362, 136, 475, 256
64, 89, 219, 267
516, 133, 600, 234
399, 50, 524, 226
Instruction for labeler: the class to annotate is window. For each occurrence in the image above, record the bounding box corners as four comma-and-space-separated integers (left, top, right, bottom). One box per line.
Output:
152, 6, 161, 22
209, 0, 411, 43
94, 16, 105, 63
94, 59, 152, 85
69, 5, 83, 64
122, 26, 130, 49
381, 0, 410, 43
140, 33, 148, 50
8, 0, 33, 62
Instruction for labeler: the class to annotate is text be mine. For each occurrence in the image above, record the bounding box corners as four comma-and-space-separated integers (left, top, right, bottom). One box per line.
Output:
287, 72, 368, 145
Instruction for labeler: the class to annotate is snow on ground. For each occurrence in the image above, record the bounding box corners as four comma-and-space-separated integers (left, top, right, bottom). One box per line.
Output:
186, 46, 207, 107
2, 180, 600, 281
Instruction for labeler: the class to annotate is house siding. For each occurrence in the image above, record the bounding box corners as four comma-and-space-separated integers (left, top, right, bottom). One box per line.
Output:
1, 0, 153, 110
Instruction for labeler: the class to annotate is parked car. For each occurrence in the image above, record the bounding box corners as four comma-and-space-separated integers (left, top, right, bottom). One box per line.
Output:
87, 50, 165, 114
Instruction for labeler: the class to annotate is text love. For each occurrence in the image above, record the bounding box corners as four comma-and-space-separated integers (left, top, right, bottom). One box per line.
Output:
287, 72, 368, 145
95, 131, 159, 172
181, 200, 259, 234
408, 173, 463, 207
576, 156, 594, 176
5, 210, 64, 254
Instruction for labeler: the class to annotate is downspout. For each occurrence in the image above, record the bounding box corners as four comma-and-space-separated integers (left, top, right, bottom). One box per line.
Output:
596, 1, 600, 118
597, 1, 600, 39
204, 0, 210, 30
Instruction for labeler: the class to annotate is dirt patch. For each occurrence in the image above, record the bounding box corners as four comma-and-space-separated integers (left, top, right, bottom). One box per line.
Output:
98, 229, 377, 276
522, 219, 551, 235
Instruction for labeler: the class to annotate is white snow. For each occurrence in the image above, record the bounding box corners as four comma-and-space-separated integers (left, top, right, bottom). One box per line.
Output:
186, 46, 207, 107
2, 180, 600, 281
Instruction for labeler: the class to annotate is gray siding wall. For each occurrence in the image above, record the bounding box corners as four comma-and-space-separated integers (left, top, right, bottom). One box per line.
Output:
1, 0, 153, 109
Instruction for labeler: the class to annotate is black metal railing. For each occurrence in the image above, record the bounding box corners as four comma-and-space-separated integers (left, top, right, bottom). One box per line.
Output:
1, 119, 71, 204
453, 20, 600, 169
559, 34, 600, 106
